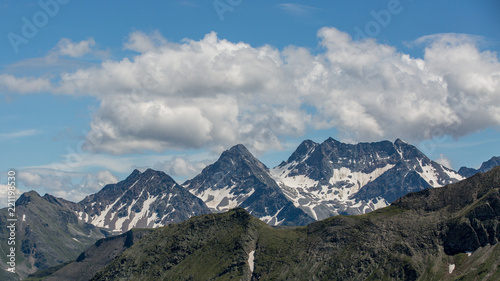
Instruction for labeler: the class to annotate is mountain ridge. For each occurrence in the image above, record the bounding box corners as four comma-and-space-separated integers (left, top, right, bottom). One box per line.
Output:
40, 166, 500, 280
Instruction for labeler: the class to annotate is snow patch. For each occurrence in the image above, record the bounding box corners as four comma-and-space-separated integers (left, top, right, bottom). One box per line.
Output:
91, 179, 139, 228
248, 250, 255, 273
271, 164, 394, 220
418, 162, 441, 187
448, 264, 455, 274
259, 207, 285, 226
195, 185, 254, 212
127, 193, 158, 230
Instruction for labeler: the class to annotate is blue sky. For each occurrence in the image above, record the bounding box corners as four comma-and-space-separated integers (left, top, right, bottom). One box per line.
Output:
1, 0, 500, 203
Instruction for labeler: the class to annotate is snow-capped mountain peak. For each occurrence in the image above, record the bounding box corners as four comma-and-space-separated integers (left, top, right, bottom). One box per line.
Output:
184, 144, 314, 226
271, 138, 464, 220
73, 169, 210, 233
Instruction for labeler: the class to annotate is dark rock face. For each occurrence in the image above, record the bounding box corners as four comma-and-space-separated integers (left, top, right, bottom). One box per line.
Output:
184, 144, 315, 226
272, 138, 464, 220
458, 156, 500, 178
442, 189, 500, 255
75, 168, 211, 233
353, 162, 433, 203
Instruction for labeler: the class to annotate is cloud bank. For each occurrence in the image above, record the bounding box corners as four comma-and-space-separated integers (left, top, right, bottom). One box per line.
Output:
2, 28, 499, 155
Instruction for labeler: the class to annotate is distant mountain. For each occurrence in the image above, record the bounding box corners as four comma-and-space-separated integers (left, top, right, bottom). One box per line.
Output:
73, 168, 211, 233
458, 156, 500, 178
46, 166, 500, 280
0, 191, 106, 281
183, 144, 315, 226
271, 138, 464, 220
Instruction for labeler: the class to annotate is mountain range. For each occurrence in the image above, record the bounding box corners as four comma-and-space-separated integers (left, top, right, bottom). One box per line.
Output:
31, 166, 500, 280
1, 137, 498, 280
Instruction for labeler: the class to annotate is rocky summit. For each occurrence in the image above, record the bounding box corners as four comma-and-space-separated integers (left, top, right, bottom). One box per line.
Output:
271, 138, 464, 220
183, 144, 314, 226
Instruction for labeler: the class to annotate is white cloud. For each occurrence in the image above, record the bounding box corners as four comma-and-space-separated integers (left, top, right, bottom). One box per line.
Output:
83, 97, 214, 154
277, 3, 320, 17
124, 31, 168, 53
435, 154, 453, 169
0, 129, 41, 140
53, 38, 96, 58
3, 28, 500, 155
305, 28, 500, 142
0, 74, 51, 93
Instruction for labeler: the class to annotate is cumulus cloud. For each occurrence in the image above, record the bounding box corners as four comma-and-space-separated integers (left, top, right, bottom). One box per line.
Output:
4, 28, 500, 155
53, 38, 96, 58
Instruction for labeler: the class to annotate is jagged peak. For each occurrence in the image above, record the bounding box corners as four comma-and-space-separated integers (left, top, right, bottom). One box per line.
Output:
123, 169, 142, 180
220, 144, 259, 164
394, 138, 407, 146
285, 139, 319, 164
227, 143, 251, 155
142, 168, 163, 176
323, 137, 341, 145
